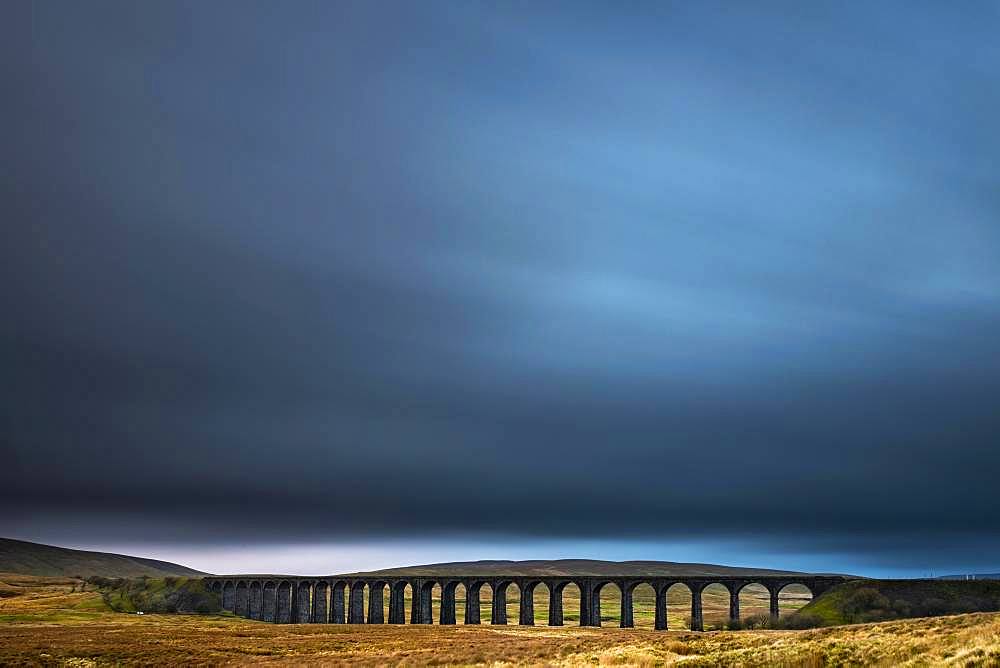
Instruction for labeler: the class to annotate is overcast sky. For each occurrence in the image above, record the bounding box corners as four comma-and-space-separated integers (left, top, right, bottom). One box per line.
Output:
3, 1, 999, 577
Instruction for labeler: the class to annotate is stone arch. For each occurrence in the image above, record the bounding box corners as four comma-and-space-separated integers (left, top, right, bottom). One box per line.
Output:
294, 581, 312, 623
463, 580, 488, 624
576, 579, 601, 627
222, 580, 236, 611
388, 581, 409, 624
737, 581, 773, 622
663, 582, 693, 630
548, 580, 583, 626
792, 581, 816, 598
439, 580, 460, 624
506, 581, 522, 625
548, 580, 567, 626
276, 581, 293, 623
776, 582, 813, 618
347, 581, 366, 624
697, 581, 731, 630
262, 581, 277, 623
592, 580, 624, 627
313, 581, 329, 623
417, 580, 438, 624
210, 581, 222, 605
490, 579, 518, 625
626, 581, 657, 629
330, 580, 348, 624
248, 581, 262, 620
235, 581, 249, 617
368, 580, 389, 624
518, 580, 543, 626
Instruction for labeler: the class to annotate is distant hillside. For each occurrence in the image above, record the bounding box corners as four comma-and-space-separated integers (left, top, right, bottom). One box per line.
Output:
938, 573, 1000, 580
0, 538, 206, 578
795, 579, 1000, 627
346, 558, 816, 578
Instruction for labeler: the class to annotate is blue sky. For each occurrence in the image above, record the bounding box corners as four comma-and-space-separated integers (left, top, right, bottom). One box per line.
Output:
3, 1, 999, 577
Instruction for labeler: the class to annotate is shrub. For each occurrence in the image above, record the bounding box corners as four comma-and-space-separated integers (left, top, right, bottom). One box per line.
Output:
86, 576, 124, 590
741, 613, 774, 630
858, 609, 894, 623
843, 588, 891, 622
779, 612, 825, 629
892, 599, 912, 617
918, 597, 948, 617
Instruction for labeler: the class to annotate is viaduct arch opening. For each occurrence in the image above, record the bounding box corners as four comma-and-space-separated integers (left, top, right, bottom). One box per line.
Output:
737, 582, 771, 623
663, 582, 692, 630
629, 583, 656, 628
262, 581, 276, 623
248, 581, 262, 620
592, 581, 623, 627
312, 581, 328, 623
386, 582, 409, 624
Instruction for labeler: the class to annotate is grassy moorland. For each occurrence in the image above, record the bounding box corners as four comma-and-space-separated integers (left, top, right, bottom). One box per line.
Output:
3, 574, 1000, 666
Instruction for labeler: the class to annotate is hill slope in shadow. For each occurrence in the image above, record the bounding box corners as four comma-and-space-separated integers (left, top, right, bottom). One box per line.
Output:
347, 558, 822, 578
0, 538, 206, 578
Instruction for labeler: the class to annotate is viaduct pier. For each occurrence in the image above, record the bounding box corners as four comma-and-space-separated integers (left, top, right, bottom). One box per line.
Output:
205, 573, 851, 630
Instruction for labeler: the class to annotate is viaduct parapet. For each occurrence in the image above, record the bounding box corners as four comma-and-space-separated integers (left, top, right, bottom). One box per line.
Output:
204, 573, 852, 630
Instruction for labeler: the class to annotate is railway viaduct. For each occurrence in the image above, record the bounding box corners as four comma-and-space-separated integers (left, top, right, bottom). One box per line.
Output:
204, 574, 851, 630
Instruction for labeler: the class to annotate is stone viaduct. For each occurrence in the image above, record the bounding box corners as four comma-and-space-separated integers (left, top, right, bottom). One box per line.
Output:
204, 574, 850, 630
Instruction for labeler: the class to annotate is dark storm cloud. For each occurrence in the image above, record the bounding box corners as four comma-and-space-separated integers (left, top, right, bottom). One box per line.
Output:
3, 1, 1000, 565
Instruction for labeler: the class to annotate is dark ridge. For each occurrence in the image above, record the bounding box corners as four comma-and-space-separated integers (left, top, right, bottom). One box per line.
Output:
0, 538, 206, 578
341, 558, 842, 578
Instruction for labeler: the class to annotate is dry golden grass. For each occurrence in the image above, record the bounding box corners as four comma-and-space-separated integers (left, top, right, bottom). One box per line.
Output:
2, 574, 999, 666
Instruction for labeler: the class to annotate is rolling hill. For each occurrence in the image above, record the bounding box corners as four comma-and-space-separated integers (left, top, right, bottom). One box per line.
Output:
346, 558, 818, 578
0, 538, 206, 578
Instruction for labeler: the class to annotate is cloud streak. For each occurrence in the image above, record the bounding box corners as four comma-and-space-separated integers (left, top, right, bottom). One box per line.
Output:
3, 0, 999, 571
